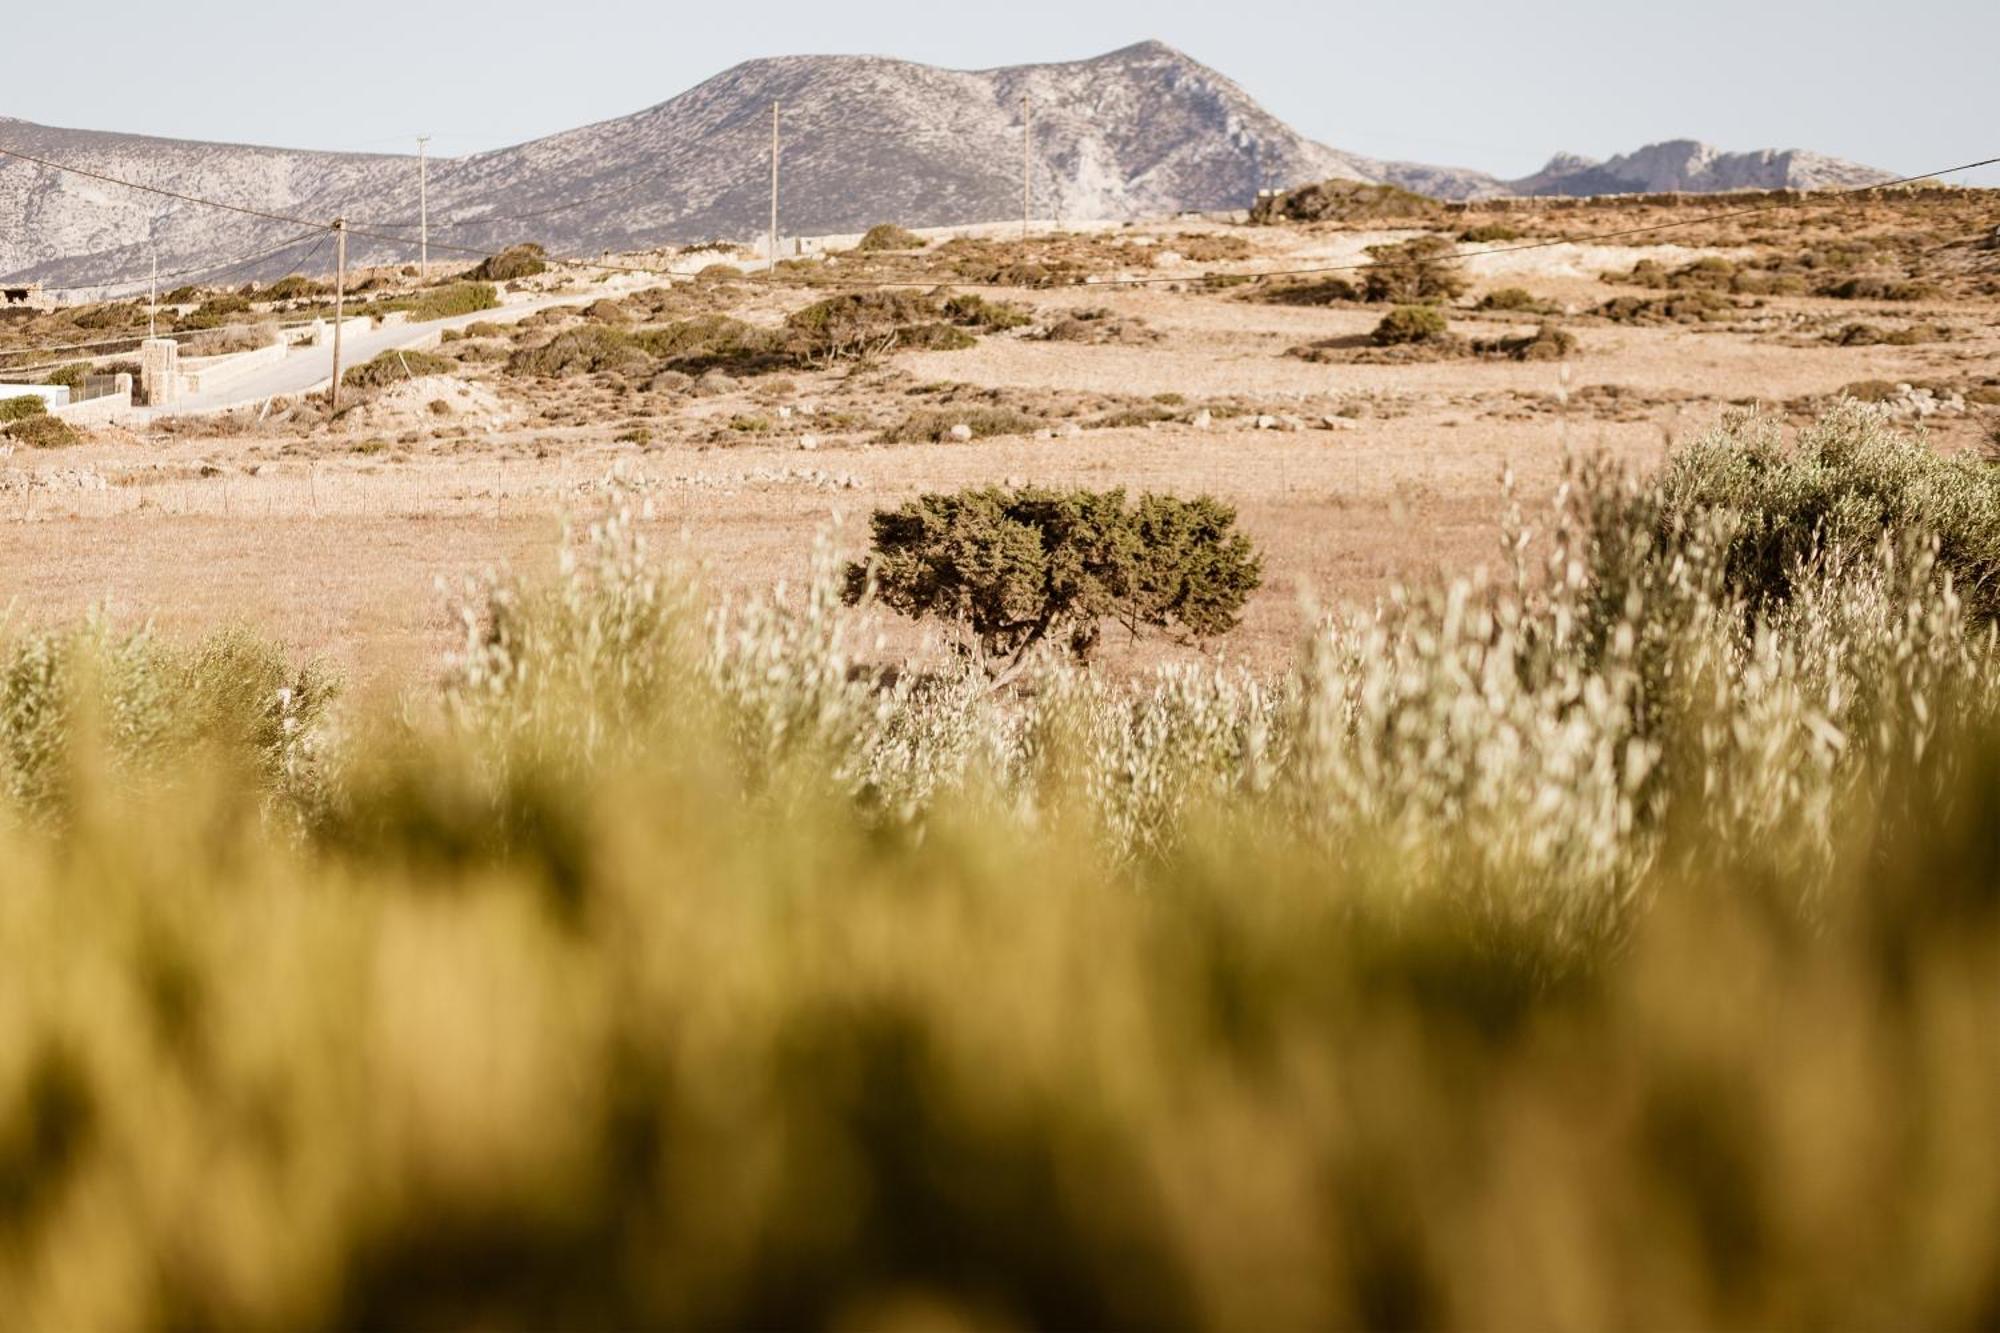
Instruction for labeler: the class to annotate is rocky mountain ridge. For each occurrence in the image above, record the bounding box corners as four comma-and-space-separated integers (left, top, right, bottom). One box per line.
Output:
0, 44, 1897, 289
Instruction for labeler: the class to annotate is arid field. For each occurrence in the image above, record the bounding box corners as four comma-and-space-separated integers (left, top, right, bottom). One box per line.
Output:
8, 184, 2000, 1329
6, 189, 1995, 681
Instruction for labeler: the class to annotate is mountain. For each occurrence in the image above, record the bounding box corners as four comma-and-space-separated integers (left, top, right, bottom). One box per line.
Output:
0, 46, 1897, 290
1508, 140, 1897, 196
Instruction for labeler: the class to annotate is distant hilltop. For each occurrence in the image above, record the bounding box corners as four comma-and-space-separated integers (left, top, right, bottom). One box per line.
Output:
0, 43, 1898, 286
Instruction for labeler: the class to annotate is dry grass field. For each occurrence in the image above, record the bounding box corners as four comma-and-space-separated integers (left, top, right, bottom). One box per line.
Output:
4, 189, 1996, 684
9, 187, 2000, 1328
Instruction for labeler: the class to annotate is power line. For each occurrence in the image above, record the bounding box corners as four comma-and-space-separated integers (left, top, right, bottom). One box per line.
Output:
30, 227, 330, 296
0, 142, 328, 231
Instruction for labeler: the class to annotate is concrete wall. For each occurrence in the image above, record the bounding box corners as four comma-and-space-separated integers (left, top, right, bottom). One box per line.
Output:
52, 376, 134, 426
179, 341, 287, 396
0, 383, 71, 408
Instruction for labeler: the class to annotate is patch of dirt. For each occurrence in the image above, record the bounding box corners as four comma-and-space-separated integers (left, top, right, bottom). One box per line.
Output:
341, 375, 514, 435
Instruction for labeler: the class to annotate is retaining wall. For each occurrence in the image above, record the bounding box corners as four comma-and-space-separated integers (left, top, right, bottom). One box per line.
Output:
53, 376, 135, 426
179, 341, 287, 396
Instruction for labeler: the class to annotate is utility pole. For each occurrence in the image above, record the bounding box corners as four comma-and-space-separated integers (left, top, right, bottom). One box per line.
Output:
769, 101, 780, 279
330, 218, 347, 415
148, 243, 157, 340
417, 134, 431, 281
1022, 91, 1032, 239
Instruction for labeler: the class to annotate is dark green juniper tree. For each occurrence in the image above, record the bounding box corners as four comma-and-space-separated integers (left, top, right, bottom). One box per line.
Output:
846, 486, 1262, 680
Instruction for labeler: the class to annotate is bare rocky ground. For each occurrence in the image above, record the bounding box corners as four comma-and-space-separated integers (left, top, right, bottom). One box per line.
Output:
3, 192, 1996, 684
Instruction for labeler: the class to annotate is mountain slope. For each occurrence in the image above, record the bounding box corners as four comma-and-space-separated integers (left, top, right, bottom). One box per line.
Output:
0, 46, 1898, 289
1509, 140, 1897, 196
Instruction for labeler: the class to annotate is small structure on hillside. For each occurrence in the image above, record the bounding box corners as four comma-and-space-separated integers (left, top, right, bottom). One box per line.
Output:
1, 283, 57, 312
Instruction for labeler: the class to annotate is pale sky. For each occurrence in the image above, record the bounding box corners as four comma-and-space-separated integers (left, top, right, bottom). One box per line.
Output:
10, 0, 1997, 186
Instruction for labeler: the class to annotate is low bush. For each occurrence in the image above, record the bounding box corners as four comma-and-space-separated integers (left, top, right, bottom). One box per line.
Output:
1249, 179, 1444, 225
1829, 322, 1951, 347
941, 293, 1032, 331
73, 302, 142, 331
855, 223, 927, 252
1821, 275, 1941, 301
1477, 286, 1546, 313
3, 413, 80, 448
1613, 256, 1806, 297
878, 408, 1045, 444
782, 291, 984, 364
1839, 379, 1900, 402
175, 294, 253, 331
1362, 235, 1467, 303
1250, 276, 1360, 306
0, 394, 50, 422
342, 348, 457, 390
847, 485, 1261, 671
507, 326, 655, 378
466, 244, 549, 282
1609, 404, 2000, 620
1459, 222, 1525, 243
1473, 322, 1577, 361
261, 274, 328, 301
39, 363, 89, 391
1371, 304, 1451, 346
397, 282, 500, 322
1596, 289, 1739, 325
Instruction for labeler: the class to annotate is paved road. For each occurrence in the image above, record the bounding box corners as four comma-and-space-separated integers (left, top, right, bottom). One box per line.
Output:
144, 292, 589, 417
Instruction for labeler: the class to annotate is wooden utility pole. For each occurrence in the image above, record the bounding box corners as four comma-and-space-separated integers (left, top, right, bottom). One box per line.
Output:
148, 243, 157, 340
1022, 91, 1031, 239
330, 218, 347, 414
417, 134, 431, 281
769, 101, 780, 278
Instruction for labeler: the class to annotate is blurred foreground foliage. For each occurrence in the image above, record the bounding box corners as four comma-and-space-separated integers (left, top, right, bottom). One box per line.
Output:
4, 405, 2000, 1328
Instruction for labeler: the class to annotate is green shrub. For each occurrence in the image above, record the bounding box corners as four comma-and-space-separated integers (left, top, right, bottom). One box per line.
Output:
941, 293, 1032, 331
1821, 276, 1940, 301
855, 223, 926, 252
1372, 304, 1451, 346
3, 413, 80, 448
1362, 235, 1467, 303
878, 408, 1045, 444
636, 316, 786, 375
1477, 287, 1544, 313
261, 274, 328, 301
1829, 322, 1950, 347
175, 294, 253, 330
783, 291, 977, 364
39, 363, 90, 392
846, 486, 1261, 671
1460, 222, 1525, 243
342, 348, 457, 390
1251, 277, 1360, 306
507, 326, 653, 378
466, 244, 549, 282
1604, 404, 2000, 620
1838, 379, 1900, 402
399, 282, 500, 322
1473, 322, 1577, 361
1596, 290, 1738, 325
1249, 179, 1443, 225
0, 394, 49, 422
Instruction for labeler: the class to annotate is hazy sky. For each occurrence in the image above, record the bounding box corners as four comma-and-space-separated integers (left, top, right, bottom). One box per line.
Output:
8, 0, 1996, 185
